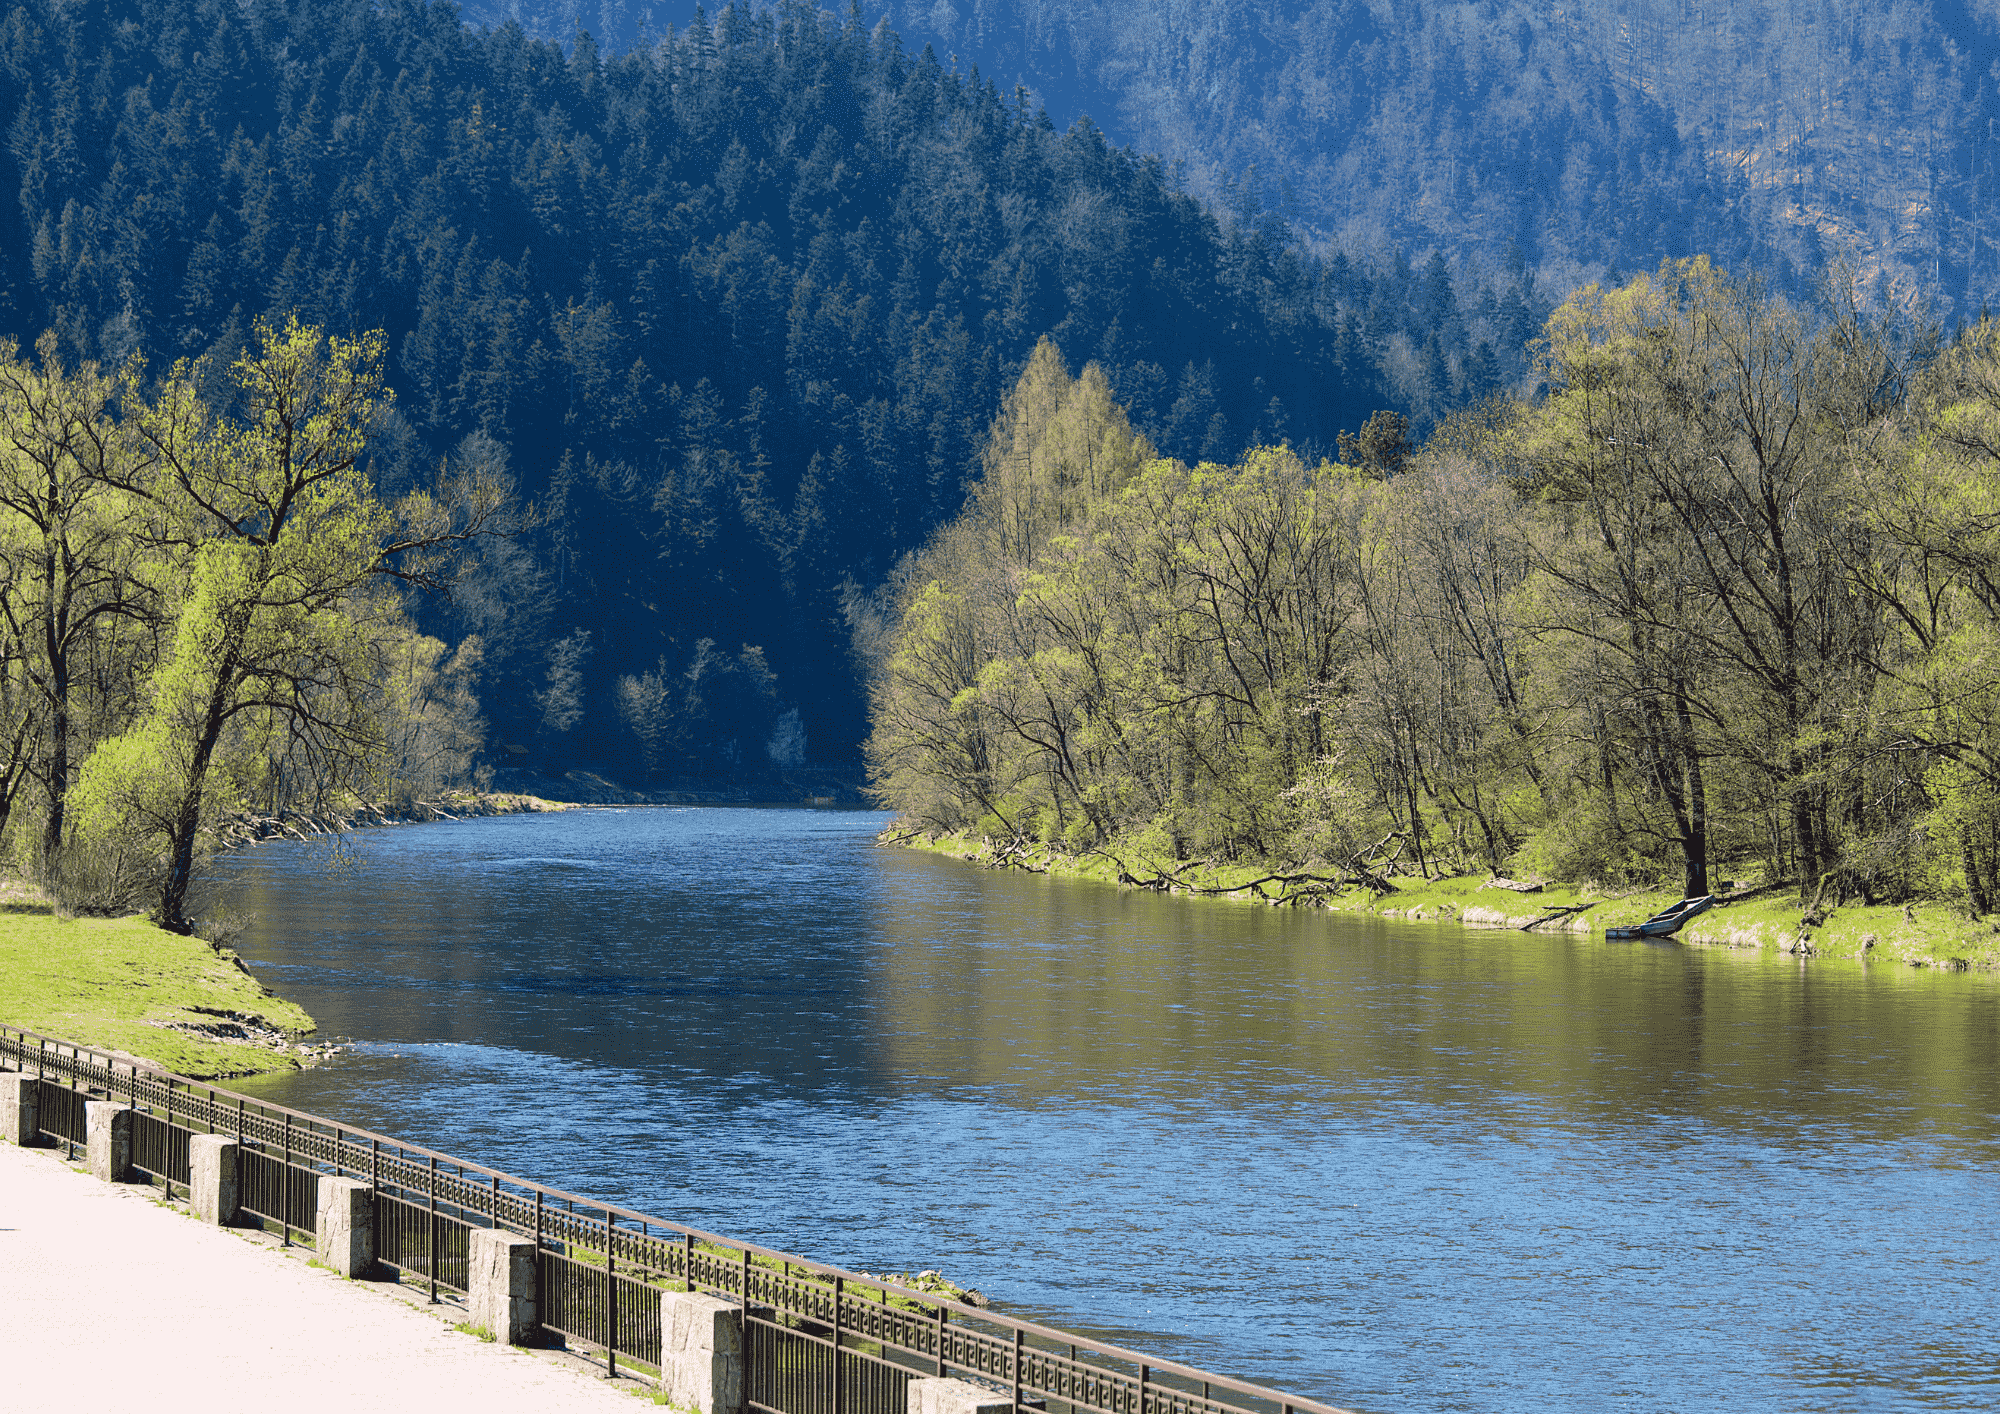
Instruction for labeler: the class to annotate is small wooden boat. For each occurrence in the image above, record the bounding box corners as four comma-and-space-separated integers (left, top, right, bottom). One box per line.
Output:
1604, 895, 1715, 940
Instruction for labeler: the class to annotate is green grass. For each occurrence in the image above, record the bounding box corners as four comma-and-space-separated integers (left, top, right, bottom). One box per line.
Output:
0, 893, 316, 1077
453, 1321, 497, 1342
899, 832, 2000, 971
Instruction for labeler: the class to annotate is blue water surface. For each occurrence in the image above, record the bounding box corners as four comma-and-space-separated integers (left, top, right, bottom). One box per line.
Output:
210, 808, 2000, 1414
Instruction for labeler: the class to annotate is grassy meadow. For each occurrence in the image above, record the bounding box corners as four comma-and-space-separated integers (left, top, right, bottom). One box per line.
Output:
0, 885, 316, 1077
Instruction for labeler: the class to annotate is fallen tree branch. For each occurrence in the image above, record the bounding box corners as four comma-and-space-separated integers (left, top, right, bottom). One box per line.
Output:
1520, 901, 1595, 931
983, 836, 1051, 873
1086, 849, 1210, 890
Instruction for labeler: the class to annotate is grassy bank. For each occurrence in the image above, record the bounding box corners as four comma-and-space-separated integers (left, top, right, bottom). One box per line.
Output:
0, 884, 318, 1078
10, 792, 589, 1080
898, 832, 2000, 972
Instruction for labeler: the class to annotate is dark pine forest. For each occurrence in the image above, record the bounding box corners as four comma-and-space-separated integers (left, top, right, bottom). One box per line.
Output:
0, 0, 1554, 776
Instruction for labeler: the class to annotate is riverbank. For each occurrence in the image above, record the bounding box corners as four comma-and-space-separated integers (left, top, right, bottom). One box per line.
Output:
217, 787, 581, 847
896, 831, 2000, 972
488, 764, 871, 807
0, 877, 320, 1078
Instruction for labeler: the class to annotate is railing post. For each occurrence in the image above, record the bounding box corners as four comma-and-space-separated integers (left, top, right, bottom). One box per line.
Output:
832, 1275, 845, 1414
428, 1155, 439, 1304
0, 1030, 1331, 1414
2, 1069, 37, 1147
607, 1210, 619, 1380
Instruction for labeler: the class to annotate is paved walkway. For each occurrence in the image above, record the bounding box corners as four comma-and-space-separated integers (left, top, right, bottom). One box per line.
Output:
0, 1138, 646, 1411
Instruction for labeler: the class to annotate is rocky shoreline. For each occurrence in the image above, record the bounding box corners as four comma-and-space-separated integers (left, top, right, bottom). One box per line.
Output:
216, 789, 580, 848
216, 772, 875, 846
143, 1006, 347, 1069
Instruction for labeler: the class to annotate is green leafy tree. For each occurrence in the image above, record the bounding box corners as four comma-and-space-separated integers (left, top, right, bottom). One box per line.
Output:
0, 333, 160, 874
73, 317, 502, 931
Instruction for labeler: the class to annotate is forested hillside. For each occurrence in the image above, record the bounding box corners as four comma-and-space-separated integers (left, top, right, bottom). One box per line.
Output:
859, 0, 2000, 310
507, 2, 2000, 313
0, 0, 1539, 776
870, 265, 2000, 908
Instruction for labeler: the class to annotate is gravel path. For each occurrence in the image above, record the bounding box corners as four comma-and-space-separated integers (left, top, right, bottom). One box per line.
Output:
0, 1138, 646, 1410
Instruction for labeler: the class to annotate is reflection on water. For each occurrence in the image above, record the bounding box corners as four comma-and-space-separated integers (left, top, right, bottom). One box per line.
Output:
211, 809, 2000, 1414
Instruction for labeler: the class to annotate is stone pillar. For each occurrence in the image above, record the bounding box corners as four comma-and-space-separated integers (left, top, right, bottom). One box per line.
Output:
85, 1101, 132, 1183
189, 1135, 240, 1225
2, 1072, 37, 1146
315, 1175, 375, 1278
658, 1291, 744, 1414
907, 1377, 1014, 1414
468, 1228, 539, 1346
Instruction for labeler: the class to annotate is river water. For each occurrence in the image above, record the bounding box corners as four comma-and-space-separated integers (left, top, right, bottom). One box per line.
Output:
209, 808, 2000, 1414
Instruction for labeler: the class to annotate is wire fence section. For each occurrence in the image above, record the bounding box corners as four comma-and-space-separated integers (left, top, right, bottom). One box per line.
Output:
0, 1024, 1356, 1414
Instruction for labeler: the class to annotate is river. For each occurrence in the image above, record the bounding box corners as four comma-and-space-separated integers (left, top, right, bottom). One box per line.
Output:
210, 807, 2000, 1414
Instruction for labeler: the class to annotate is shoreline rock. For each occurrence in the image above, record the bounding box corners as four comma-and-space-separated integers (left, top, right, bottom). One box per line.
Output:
215, 790, 579, 848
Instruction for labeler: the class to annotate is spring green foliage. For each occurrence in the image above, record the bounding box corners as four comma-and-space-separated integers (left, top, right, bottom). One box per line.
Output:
0, 319, 500, 930
871, 265, 2000, 917
81, 320, 405, 928
0, 333, 158, 876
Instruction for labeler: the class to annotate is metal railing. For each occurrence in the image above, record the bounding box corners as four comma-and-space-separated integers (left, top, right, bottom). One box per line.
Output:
1, 1023, 1356, 1414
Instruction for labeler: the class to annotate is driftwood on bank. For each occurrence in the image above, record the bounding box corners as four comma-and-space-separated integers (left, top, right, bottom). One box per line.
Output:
984, 836, 1054, 873
907, 825, 1432, 910
1094, 849, 1396, 906
1520, 901, 1595, 931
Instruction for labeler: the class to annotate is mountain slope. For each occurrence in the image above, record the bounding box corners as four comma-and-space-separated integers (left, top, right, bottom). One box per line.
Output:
0, 0, 1456, 771
493, 2, 2000, 310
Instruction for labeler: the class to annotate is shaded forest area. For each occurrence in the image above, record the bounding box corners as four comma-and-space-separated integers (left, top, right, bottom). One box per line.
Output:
854, 0, 2000, 310
0, 0, 1547, 780
870, 266, 2000, 910
511, 1, 2000, 313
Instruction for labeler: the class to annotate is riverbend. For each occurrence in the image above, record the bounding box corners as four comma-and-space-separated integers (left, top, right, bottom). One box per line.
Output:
211, 808, 2000, 1414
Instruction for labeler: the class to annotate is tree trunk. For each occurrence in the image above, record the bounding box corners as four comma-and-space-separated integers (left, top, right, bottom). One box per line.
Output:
1965, 833, 1992, 916
39, 535, 67, 871
156, 667, 236, 935
1676, 688, 1709, 898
